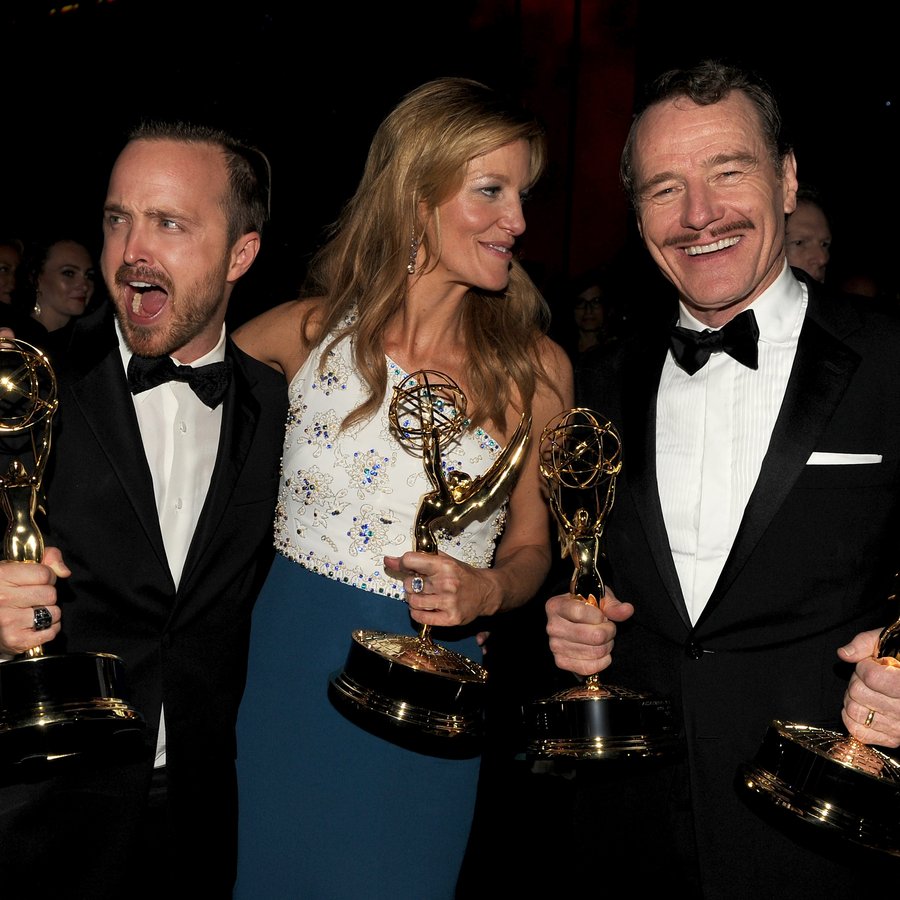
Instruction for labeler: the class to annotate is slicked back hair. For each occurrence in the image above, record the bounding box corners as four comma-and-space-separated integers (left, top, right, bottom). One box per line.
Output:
127, 120, 270, 244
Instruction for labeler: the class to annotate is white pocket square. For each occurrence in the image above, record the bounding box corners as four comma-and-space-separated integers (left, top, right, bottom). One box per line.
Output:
807, 452, 882, 465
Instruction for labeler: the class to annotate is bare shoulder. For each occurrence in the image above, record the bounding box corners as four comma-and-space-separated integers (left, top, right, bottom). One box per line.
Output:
497, 334, 574, 442
536, 333, 572, 374
233, 297, 327, 379
535, 333, 574, 407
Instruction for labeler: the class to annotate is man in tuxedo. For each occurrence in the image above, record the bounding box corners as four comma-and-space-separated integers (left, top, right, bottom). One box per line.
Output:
546, 60, 900, 895
0, 122, 287, 896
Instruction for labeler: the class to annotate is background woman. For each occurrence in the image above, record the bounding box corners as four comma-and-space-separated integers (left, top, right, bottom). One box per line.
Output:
10, 235, 98, 359
233, 77, 572, 898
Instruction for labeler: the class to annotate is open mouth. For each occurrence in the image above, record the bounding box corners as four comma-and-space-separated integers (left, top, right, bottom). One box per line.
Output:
119, 275, 170, 319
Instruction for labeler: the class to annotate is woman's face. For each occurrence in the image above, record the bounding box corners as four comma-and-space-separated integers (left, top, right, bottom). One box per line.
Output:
0, 244, 20, 305
425, 139, 531, 293
573, 285, 605, 333
37, 240, 95, 327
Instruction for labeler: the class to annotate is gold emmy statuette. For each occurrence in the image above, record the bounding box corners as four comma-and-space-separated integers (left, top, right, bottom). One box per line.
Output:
328, 370, 530, 755
738, 597, 900, 856
0, 339, 145, 768
523, 408, 678, 760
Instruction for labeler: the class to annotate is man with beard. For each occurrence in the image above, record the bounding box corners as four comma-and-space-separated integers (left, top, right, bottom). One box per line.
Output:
544, 61, 900, 896
0, 121, 287, 898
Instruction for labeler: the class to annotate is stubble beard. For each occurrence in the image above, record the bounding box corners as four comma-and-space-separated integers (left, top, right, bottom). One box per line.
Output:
113, 258, 230, 358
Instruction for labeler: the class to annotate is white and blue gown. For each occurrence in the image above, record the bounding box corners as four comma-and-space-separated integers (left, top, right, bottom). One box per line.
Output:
235, 329, 510, 899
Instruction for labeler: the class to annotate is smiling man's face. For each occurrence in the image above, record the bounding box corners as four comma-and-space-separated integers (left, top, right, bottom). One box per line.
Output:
632, 91, 798, 328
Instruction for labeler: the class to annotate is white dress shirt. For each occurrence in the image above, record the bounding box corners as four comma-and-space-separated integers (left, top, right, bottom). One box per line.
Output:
656, 263, 807, 623
118, 321, 226, 766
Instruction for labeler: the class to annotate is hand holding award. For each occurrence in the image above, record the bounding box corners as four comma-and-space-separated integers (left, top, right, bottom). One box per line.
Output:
0, 339, 144, 768
329, 370, 530, 755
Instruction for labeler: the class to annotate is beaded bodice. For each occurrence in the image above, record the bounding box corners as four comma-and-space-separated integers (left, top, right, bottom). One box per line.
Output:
274, 329, 509, 599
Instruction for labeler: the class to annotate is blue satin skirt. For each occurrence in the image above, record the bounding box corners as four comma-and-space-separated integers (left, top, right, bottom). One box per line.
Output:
235, 555, 481, 900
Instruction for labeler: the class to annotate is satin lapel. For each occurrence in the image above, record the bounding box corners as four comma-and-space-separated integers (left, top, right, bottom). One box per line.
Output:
65, 316, 170, 574
178, 341, 260, 587
699, 307, 861, 623
622, 334, 692, 628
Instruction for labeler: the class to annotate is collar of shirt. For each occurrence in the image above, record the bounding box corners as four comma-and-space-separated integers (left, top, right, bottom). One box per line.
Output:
114, 323, 227, 769
115, 320, 228, 382
660, 261, 808, 624
676, 260, 807, 346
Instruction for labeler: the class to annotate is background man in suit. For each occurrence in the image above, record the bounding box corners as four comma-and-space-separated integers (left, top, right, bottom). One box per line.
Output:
786, 184, 832, 284
546, 60, 900, 896
0, 121, 287, 897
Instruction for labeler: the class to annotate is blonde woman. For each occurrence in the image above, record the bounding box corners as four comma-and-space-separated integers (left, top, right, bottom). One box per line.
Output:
234, 77, 572, 899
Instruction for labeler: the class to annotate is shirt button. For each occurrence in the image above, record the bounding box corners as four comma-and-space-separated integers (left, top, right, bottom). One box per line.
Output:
179, 421, 187, 433
175, 498, 183, 511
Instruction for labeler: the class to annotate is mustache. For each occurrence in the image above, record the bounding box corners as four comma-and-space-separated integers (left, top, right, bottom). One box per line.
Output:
114, 265, 173, 293
664, 219, 755, 248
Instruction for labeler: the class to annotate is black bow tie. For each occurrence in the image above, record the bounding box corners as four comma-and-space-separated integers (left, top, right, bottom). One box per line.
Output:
127, 354, 232, 408
669, 309, 760, 376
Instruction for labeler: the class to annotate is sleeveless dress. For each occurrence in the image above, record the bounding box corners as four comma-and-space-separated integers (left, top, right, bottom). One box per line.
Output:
235, 327, 509, 900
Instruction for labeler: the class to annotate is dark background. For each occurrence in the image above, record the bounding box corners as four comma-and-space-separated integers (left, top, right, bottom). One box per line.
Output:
2, 0, 895, 326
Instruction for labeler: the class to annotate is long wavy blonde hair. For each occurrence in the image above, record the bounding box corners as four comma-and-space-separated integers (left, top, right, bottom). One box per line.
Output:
302, 77, 554, 433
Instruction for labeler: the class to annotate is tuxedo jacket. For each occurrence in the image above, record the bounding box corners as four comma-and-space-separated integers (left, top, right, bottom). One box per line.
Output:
573, 271, 900, 896
0, 303, 288, 896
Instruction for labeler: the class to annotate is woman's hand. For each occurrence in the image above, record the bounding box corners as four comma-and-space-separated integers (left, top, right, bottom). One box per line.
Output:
384, 551, 497, 627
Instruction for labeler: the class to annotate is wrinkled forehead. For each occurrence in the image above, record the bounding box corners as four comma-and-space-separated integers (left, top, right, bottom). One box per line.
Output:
633, 93, 768, 179
107, 139, 230, 219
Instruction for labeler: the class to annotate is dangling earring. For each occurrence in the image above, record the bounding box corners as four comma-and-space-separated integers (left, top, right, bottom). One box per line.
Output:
33, 291, 41, 318
406, 232, 419, 275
